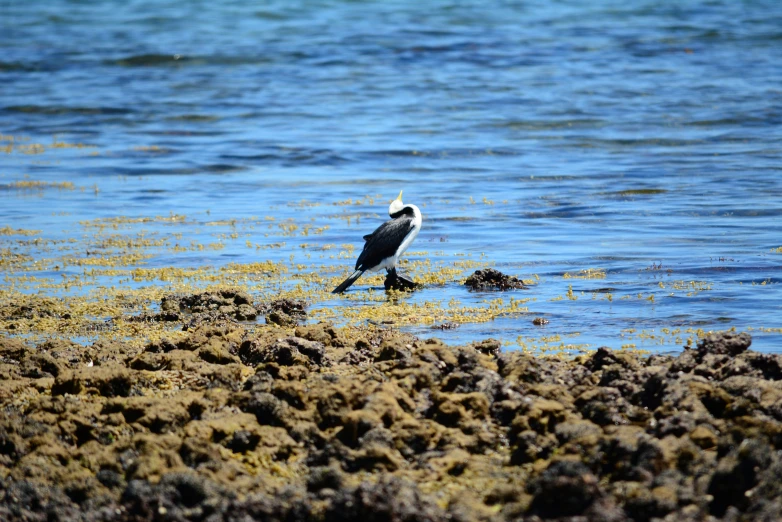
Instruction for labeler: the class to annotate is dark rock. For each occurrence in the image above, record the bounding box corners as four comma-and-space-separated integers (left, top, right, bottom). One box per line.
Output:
265, 310, 295, 326
51, 365, 135, 397
239, 336, 327, 368
260, 298, 307, 321
0, 479, 81, 521
472, 338, 501, 356
527, 460, 603, 518
697, 331, 751, 357
464, 268, 526, 291
307, 466, 345, 492
237, 391, 288, 427
121, 472, 227, 519
323, 475, 449, 522
708, 438, 773, 516
431, 322, 459, 330
227, 430, 261, 453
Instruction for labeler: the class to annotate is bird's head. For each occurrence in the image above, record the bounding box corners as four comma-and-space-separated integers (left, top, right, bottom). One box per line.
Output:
388, 190, 404, 216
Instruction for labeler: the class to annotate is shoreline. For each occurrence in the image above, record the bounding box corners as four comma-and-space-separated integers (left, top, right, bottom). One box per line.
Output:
1, 291, 781, 520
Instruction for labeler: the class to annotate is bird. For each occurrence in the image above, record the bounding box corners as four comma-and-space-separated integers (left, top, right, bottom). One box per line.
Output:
332, 190, 422, 293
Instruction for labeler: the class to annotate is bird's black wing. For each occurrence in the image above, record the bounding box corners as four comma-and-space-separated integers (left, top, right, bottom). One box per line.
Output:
355, 216, 414, 271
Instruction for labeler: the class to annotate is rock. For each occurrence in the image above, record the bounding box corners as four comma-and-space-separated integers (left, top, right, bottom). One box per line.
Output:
323, 475, 449, 522
464, 268, 526, 291
295, 323, 345, 347
3, 326, 782, 521
697, 331, 751, 356
134, 289, 263, 326
266, 310, 297, 326
239, 336, 327, 368
527, 460, 603, 518
689, 425, 718, 449
307, 466, 344, 492
260, 298, 307, 322
707, 438, 773, 516
472, 338, 501, 357
51, 365, 136, 397
0, 479, 81, 521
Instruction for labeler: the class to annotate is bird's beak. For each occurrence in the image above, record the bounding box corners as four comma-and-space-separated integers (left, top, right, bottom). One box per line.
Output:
395, 190, 403, 202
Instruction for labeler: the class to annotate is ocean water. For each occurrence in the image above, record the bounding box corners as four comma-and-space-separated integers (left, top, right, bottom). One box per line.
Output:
2, 0, 782, 353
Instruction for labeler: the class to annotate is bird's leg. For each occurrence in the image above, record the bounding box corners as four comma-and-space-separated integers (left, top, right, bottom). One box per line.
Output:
383, 267, 398, 289
384, 266, 417, 291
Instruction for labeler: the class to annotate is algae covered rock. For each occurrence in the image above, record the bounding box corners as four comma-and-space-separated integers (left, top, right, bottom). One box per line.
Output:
464, 268, 526, 291
3, 328, 782, 521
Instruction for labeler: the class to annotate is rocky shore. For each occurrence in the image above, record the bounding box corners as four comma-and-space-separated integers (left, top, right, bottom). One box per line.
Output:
1, 291, 781, 521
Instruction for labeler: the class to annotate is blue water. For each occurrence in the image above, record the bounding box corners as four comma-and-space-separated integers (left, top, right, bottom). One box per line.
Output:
2, 0, 782, 353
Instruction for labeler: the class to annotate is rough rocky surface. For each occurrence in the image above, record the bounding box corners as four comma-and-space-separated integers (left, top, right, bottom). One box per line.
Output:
464, 268, 527, 291
1, 313, 781, 521
130, 290, 307, 330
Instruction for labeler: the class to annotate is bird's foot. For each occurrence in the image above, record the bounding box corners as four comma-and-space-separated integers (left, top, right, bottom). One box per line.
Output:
384, 268, 419, 291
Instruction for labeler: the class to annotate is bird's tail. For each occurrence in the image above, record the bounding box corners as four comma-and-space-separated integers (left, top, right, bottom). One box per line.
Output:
332, 270, 364, 294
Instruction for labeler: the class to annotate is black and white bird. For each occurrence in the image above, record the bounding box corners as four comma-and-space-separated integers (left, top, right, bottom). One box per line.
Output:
332, 191, 422, 293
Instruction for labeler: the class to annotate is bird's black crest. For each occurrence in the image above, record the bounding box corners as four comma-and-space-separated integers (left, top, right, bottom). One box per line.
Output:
390, 206, 416, 219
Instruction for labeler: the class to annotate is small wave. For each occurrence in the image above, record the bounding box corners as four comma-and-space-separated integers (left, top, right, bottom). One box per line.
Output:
112, 54, 192, 67
4, 105, 132, 115
0, 61, 38, 72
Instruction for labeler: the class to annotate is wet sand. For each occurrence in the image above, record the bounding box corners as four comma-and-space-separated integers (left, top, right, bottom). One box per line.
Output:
1, 290, 781, 521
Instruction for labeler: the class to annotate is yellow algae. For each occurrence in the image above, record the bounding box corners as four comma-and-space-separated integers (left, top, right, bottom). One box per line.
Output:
222, 261, 288, 275
206, 219, 239, 226
0, 226, 42, 236
277, 222, 299, 236
13, 143, 46, 155
665, 280, 712, 292
332, 195, 379, 207
129, 267, 221, 283
61, 253, 153, 267
133, 145, 169, 153
254, 242, 286, 250
50, 137, 98, 150
287, 199, 321, 208
4, 180, 75, 190
453, 259, 490, 270
95, 234, 169, 249
563, 268, 606, 280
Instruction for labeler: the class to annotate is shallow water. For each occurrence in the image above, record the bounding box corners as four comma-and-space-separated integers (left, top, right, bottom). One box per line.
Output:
2, 0, 782, 353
